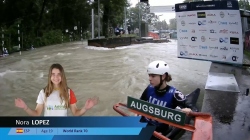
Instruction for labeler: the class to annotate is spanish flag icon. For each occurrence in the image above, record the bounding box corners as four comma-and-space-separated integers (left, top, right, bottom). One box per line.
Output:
16, 128, 23, 133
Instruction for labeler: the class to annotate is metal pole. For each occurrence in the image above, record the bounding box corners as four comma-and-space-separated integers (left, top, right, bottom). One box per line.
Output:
124, 7, 127, 35
98, 0, 100, 38
62, 33, 63, 43
1, 28, 4, 56
243, 0, 248, 34
22, 32, 23, 49
18, 24, 21, 55
92, 9, 94, 39
81, 27, 83, 44
138, 1, 141, 38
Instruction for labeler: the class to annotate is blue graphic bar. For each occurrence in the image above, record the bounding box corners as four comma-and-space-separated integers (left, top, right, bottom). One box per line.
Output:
56, 128, 141, 135
36, 128, 57, 135
6, 128, 142, 135
0, 126, 156, 140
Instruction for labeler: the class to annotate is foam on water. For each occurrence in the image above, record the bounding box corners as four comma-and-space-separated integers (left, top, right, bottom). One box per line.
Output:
0, 70, 27, 77
57, 53, 71, 55
85, 44, 143, 51
85, 46, 113, 51
70, 47, 80, 50
39, 72, 44, 78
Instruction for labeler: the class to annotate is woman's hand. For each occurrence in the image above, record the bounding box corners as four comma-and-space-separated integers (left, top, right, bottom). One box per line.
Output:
15, 98, 28, 110
181, 108, 192, 114
83, 96, 99, 110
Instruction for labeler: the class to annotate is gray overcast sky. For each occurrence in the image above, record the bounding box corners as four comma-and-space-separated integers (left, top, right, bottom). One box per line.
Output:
128, 0, 184, 23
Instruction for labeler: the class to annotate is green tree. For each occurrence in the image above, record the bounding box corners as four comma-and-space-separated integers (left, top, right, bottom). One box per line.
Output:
238, 0, 250, 10
126, 3, 159, 31
154, 20, 169, 30
91, 0, 129, 37
169, 18, 177, 30
0, 0, 94, 51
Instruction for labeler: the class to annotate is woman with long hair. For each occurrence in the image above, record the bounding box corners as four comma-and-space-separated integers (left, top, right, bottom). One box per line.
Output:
15, 63, 99, 116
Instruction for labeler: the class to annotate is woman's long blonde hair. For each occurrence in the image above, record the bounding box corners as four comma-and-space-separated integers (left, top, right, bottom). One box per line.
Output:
44, 63, 70, 108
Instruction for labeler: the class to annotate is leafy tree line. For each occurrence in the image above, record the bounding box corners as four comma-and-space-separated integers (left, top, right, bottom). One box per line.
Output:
0, 0, 130, 54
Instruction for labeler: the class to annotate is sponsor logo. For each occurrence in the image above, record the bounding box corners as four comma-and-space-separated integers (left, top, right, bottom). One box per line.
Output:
199, 29, 207, 32
180, 37, 188, 40
179, 29, 188, 33
209, 46, 219, 49
189, 45, 198, 48
180, 51, 188, 56
189, 53, 198, 56
210, 55, 218, 58
210, 29, 216, 33
228, 13, 237, 17
201, 36, 206, 42
229, 22, 238, 25
198, 20, 206, 25
207, 13, 216, 16
230, 47, 240, 52
180, 45, 188, 47
227, 1, 232, 8
191, 37, 197, 41
219, 29, 228, 34
47, 105, 66, 110
178, 15, 186, 18
197, 12, 206, 18
179, 4, 187, 10
220, 11, 225, 18
187, 14, 196, 17
196, 4, 216, 8
208, 20, 216, 24
220, 46, 229, 50
219, 37, 228, 43
199, 45, 208, 49
230, 31, 239, 34
209, 37, 218, 41
199, 54, 207, 57
191, 29, 195, 33
230, 37, 239, 44
218, 21, 227, 25
181, 21, 185, 26
189, 22, 196, 25
232, 56, 238, 61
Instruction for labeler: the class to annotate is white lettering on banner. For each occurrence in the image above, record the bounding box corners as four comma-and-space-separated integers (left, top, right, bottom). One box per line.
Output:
176, 3, 243, 64
129, 100, 183, 123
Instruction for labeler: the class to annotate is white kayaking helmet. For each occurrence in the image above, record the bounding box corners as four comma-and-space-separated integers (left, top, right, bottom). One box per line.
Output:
147, 60, 170, 75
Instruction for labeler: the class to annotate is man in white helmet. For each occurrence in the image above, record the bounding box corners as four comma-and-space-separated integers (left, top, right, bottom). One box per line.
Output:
139, 60, 193, 139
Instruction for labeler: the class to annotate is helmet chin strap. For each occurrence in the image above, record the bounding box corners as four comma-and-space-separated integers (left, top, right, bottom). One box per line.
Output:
155, 75, 164, 91
155, 73, 168, 91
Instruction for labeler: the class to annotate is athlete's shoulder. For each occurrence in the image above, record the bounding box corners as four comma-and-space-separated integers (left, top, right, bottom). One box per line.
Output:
173, 89, 186, 101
